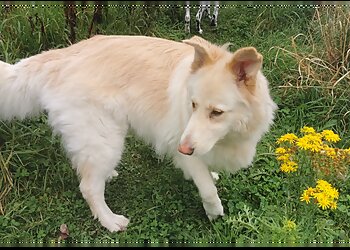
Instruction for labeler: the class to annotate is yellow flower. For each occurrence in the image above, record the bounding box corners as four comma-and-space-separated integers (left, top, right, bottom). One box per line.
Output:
275, 147, 287, 155
283, 219, 297, 231
316, 179, 333, 192
300, 126, 316, 134
277, 133, 298, 144
314, 192, 330, 210
321, 130, 341, 143
280, 161, 298, 173
322, 145, 337, 159
300, 187, 316, 204
300, 181, 338, 210
328, 188, 339, 200
305, 187, 316, 196
300, 192, 311, 204
277, 154, 291, 162
329, 201, 337, 210
296, 134, 323, 152
316, 180, 339, 199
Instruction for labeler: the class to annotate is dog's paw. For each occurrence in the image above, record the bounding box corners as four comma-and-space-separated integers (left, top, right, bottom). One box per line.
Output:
99, 213, 129, 233
106, 170, 119, 183
211, 172, 219, 182
203, 200, 224, 221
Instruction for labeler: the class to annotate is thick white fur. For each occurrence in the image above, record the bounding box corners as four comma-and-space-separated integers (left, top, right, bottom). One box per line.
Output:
0, 35, 277, 232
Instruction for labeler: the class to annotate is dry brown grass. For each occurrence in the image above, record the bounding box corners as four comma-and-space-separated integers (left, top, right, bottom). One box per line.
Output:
0, 151, 13, 215
272, 7, 350, 93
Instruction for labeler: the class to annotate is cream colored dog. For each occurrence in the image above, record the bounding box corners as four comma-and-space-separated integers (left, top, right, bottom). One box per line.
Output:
0, 35, 277, 232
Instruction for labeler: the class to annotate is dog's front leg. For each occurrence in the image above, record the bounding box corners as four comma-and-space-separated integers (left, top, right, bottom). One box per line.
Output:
174, 155, 224, 220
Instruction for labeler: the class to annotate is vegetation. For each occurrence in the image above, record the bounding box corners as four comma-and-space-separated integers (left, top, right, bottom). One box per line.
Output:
0, 2, 349, 246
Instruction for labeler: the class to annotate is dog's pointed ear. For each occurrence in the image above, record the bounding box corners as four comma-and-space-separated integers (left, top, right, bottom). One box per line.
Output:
183, 36, 212, 71
228, 47, 263, 84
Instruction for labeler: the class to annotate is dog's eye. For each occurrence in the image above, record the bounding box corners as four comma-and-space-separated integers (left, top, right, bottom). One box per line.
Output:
192, 102, 197, 110
210, 109, 224, 118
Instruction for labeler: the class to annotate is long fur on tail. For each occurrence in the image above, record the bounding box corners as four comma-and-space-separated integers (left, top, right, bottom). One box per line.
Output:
0, 60, 42, 120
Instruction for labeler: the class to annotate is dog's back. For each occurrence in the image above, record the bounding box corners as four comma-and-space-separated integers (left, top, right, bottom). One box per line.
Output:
0, 35, 196, 151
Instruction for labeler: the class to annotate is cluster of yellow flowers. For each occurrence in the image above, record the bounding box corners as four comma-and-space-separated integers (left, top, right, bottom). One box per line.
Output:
275, 126, 349, 211
300, 179, 339, 210
276, 126, 350, 176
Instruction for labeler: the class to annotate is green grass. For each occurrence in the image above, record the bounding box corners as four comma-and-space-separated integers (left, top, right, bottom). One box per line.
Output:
0, 3, 350, 246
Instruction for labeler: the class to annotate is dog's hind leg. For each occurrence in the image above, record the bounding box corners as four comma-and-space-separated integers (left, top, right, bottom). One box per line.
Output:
78, 155, 129, 232
47, 104, 129, 232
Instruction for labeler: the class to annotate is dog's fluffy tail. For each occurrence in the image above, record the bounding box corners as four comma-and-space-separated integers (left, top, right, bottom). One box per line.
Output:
0, 60, 42, 121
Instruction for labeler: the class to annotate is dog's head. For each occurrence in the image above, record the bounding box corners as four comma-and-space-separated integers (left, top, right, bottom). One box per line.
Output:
178, 36, 276, 156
